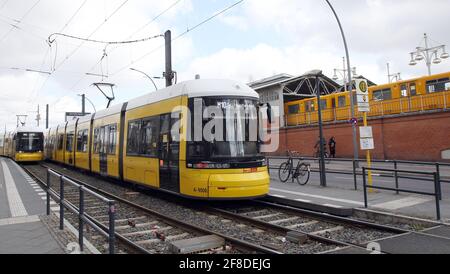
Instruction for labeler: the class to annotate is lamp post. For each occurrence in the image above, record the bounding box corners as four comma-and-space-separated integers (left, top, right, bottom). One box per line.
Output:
130, 68, 159, 91
409, 33, 449, 76
325, 0, 359, 167
315, 73, 327, 187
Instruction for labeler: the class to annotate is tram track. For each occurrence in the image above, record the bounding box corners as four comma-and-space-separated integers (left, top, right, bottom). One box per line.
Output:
21, 162, 420, 254
21, 163, 281, 254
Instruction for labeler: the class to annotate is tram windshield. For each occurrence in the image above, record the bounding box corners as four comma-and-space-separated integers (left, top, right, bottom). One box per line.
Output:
16, 132, 44, 152
188, 97, 263, 162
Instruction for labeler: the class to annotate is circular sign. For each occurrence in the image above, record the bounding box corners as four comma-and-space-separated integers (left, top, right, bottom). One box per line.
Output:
359, 81, 368, 93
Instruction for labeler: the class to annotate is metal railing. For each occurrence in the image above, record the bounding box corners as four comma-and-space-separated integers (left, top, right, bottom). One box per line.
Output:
46, 168, 116, 254
266, 156, 450, 195
362, 167, 441, 220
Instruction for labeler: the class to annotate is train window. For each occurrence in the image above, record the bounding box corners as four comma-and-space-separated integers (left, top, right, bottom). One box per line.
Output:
338, 96, 346, 107
66, 132, 74, 152
373, 88, 392, 101
76, 130, 88, 152
127, 120, 141, 155
401, 85, 408, 97
410, 83, 417, 96
319, 99, 327, 110
427, 78, 450, 93
108, 124, 117, 155
141, 118, 159, 157
446, 82, 450, 91
305, 101, 315, 112
288, 104, 299, 114
57, 135, 64, 150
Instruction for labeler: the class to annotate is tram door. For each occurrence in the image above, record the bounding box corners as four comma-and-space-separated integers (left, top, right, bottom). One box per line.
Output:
159, 113, 180, 193
99, 126, 108, 176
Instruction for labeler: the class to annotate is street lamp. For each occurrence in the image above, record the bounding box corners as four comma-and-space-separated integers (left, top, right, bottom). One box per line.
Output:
409, 33, 448, 75
325, 0, 359, 166
130, 68, 159, 91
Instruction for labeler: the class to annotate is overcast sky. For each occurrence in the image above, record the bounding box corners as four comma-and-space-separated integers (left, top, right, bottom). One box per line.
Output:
0, 0, 449, 131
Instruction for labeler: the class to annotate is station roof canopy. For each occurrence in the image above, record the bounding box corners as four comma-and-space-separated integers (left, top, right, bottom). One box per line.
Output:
248, 73, 293, 90
249, 70, 377, 103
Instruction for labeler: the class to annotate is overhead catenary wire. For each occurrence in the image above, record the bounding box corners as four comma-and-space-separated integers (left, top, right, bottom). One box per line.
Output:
68, 0, 183, 91
52, 0, 130, 71
48, 32, 164, 46
0, 0, 41, 44
110, 0, 246, 77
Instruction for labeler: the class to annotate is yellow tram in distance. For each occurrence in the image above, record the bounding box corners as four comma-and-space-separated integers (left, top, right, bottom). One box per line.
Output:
45, 79, 270, 200
0, 126, 45, 162
285, 71, 450, 126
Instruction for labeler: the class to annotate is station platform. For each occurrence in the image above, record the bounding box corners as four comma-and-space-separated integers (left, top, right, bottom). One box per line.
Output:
0, 157, 64, 254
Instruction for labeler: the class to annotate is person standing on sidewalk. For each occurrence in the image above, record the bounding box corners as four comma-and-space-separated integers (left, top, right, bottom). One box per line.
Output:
329, 137, 336, 158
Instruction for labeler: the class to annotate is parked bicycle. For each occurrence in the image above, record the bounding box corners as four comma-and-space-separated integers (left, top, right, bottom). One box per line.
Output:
278, 150, 311, 185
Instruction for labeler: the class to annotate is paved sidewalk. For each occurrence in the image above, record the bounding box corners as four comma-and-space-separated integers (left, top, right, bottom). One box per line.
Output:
0, 215, 63, 254
0, 157, 65, 254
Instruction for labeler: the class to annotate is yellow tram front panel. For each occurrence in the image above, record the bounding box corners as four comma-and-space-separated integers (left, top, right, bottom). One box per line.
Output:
179, 166, 270, 199
15, 152, 44, 162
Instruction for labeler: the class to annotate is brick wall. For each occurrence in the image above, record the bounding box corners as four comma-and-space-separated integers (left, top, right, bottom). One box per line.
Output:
273, 111, 450, 162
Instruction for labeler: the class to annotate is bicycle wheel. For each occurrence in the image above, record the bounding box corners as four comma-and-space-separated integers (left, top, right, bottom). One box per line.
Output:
278, 162, 291, 182
296, 163, 311, 185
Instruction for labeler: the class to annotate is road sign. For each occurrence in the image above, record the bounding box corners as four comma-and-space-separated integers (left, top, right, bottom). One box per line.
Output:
359, 126, 373, 139
355, 79, 370, 112
360, 138, 374, 150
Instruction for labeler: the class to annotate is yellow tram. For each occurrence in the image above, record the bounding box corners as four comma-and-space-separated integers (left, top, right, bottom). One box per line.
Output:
285, 71, 450, 126
0, 127, 45, 162
45, 79, 270, 200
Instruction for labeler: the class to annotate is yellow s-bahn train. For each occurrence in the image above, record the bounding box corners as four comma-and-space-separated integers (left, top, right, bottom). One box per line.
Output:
0, 127, 45, 162
45, 79, 270, 200
285, 71, 450, 126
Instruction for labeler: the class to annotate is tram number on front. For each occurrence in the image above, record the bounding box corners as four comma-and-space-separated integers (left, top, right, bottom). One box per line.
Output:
194, 187, 208, 193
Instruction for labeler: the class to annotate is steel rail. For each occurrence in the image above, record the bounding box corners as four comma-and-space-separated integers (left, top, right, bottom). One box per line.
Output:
26, 163, 282, 254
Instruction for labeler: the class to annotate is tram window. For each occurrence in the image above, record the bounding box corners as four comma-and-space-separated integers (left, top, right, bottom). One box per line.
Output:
401, 85, 408, 97
93, 128, 100, 154
427, 78, 450, 93
288, 104, 299, 114
57, 135, 64, 150
141, 118, 159, 157
127, 121, 141, 155
76, 130, 88, 152
99, 126, 107, 154
108, 124, 117, 155
66, 132, 74, 152
338, 96, 346, 107
410, 84, 417, 96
